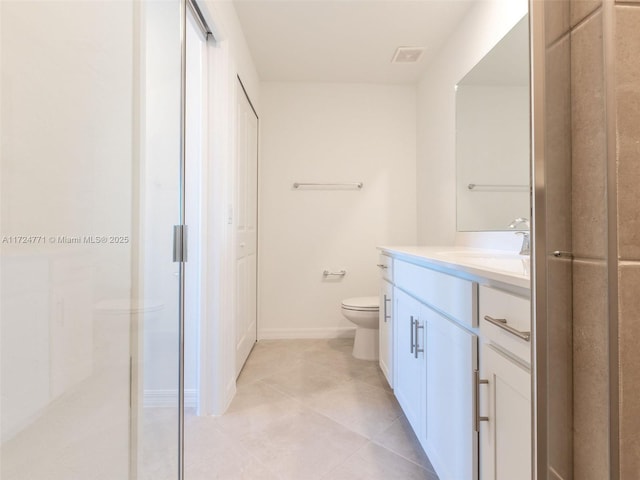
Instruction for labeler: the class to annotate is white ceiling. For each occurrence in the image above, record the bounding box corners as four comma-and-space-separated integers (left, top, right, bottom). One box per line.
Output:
233, 0, 476, 84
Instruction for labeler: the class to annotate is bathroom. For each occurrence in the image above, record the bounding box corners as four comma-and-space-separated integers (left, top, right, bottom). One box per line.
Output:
1, 0, 638, 479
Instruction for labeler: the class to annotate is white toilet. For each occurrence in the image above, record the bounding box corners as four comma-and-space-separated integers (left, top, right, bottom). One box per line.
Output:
341, 296, 380, 360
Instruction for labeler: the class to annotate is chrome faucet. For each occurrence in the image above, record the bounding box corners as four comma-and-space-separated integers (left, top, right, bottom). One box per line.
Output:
508, 218, 530, 256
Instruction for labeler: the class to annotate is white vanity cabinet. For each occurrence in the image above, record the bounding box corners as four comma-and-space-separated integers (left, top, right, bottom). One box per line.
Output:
379, 246, 531, 480
479, 286, 532, 480
393, 259, 479, 479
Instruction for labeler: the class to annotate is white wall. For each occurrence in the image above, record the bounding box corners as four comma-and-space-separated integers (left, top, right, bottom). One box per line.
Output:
416, 0, 528, 249
259, 82, 417, 338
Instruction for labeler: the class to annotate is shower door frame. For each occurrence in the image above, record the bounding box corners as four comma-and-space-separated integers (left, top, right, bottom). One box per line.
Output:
177, 1, 213, 479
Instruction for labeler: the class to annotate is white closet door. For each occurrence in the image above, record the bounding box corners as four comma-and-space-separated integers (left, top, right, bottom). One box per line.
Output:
235, 82, 258, 376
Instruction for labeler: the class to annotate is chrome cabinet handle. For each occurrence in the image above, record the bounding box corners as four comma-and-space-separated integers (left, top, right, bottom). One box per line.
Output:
410, 316, 415, 354
474, 369, 489, 432
483, 315, 531, 342
384, 295, 391, 322
414, 319, 424, 359
383, 295, 387, 323
376, 263, 388, 269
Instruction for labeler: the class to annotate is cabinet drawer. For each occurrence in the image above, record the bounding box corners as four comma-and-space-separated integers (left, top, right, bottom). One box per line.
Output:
377, 254, 393, 282
479, 286, 531, 365
394, 260, 477, 328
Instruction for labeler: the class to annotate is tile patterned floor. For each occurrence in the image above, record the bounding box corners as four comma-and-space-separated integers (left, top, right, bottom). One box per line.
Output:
184, 338, 439, 480
2, 338, 439, 480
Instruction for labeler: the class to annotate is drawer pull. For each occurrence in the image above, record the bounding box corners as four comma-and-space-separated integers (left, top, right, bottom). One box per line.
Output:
483, 315, 531, 342
376, 263, 388, 269
383, 295, 391, 322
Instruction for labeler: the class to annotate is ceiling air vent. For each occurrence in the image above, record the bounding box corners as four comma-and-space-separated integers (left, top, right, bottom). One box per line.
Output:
391, 46, 425, 64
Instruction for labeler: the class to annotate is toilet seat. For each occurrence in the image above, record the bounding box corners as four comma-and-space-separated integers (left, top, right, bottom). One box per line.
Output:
341, 296, 379, 312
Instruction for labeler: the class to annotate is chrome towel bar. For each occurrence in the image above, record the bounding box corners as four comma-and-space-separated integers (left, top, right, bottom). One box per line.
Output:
293, 182, 363, 189
467, 183, 528, 191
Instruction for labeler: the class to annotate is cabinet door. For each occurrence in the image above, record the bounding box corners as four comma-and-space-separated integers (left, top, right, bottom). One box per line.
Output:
379, 279, 393, 388
424, 305, 478, 480
480, 344, 531, 480
393, 287, 426, 445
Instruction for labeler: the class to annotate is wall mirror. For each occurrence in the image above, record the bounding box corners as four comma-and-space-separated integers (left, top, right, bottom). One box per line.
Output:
455, 14, 530, 232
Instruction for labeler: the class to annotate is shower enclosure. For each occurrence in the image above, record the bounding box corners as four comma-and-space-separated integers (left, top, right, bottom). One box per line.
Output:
0, 1, 200, 478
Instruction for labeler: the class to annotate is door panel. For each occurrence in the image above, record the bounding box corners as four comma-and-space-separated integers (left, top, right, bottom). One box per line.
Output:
393, 288, 426, 443
235, 83, 258, 375
424, 306, 478, 480
481, 344, 531, 480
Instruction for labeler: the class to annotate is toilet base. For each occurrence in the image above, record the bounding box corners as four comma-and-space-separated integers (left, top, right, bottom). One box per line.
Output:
352, 327, 379, 361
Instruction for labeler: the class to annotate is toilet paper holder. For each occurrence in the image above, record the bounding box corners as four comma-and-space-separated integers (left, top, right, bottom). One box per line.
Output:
323, 269, 347, 277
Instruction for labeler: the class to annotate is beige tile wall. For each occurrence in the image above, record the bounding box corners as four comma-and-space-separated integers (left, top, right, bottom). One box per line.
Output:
571, 0, 602, 26
615, 5, 640, 260
569, 5, 611, 479
615, 5, 640, 478
543, 3, 574, 476
618, 265, 640, 478
573, 259, 610, 479
546, 257, 574, 479
545, 0, 570, 46
571, 10, 607, 261
542, 1, 640, 478
545, 35, 572, 254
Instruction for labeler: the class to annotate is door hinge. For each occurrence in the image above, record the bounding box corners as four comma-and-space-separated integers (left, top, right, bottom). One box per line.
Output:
173, 224, 188, 263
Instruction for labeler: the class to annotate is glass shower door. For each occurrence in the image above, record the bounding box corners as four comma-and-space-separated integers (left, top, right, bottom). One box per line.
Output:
0, 1, 184, 479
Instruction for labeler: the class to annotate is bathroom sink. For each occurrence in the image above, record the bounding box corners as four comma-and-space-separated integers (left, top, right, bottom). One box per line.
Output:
435, 250, 530, 277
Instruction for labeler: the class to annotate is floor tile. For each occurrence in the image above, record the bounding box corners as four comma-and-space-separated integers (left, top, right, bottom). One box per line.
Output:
216, 380, 306, 440
352, 361, 393, 392
372, 414, 436, 473
2, 338, 440, 480
260, 358, 355, 400
185, 417, 280, 480
236, 408, 369, 480
304, 379, 402, 439
237, 340, 318, 385
321, 442, 438, 480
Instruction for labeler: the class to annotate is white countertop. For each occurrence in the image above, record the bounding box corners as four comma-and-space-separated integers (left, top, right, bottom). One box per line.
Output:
378, 246, 531, 290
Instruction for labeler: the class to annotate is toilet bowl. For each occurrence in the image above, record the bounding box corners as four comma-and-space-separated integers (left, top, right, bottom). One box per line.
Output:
341, 296, 379, 360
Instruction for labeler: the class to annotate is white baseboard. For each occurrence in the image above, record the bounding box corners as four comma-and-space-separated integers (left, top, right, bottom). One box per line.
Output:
143, 389, 198, 408
258, 327, 356, 340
